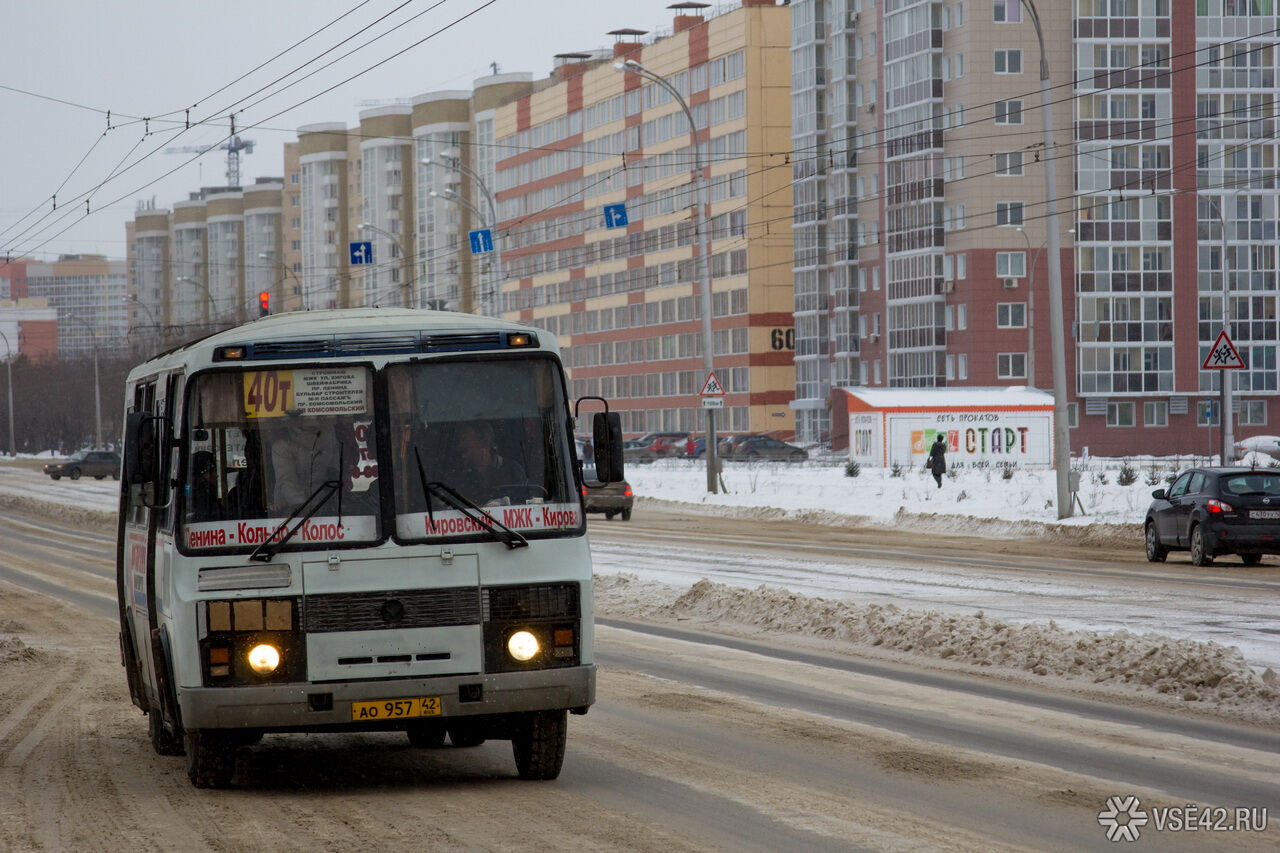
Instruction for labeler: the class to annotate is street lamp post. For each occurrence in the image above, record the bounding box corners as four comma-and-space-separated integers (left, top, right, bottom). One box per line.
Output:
616, 57, 719, 494
358, 222, 414, 308
1016, 227, 1074, 389
258, 252, 300, 313
422, 154, 503, 315
176, 275, 219, 327
0, 328, 16, 457
426, 187, 505, 312
1023, 0, 1073, 518
65, 315, 102, 449
1213, 189, 1242, 463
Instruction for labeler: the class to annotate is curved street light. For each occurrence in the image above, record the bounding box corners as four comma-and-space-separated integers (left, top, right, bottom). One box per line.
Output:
357, 222, 414, 308
422, 154, 502, 315
615, 57, 720, 494
1017, 226, 1074, 390
257, 252, 301, 313
1022, 0, 1072, 518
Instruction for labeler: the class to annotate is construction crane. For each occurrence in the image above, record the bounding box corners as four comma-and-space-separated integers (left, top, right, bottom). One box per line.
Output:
164, 115, 255, 187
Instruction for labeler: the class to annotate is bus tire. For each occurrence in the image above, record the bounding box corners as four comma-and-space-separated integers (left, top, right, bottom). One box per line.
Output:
406, 721, 447, 748
185, 729, 236, 788
148, 709, 184, 756
512, 709, 567, 780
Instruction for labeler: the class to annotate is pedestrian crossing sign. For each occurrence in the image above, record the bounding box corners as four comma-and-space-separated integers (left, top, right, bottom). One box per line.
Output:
1202, 330, 1246, 370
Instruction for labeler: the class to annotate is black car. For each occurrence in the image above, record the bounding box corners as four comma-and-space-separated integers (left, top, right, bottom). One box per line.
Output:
723, 435, 808, 463
1144, 466, 1280, 566
43, 450, 121, 481
578, 440, 634, 520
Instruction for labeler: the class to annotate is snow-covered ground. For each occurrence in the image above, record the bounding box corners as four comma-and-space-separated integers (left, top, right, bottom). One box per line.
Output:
622, 452, 1259, 527
2, 453, 1277, 721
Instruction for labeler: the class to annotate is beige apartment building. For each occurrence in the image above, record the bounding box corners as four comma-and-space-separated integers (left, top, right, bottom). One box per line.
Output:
493, 0, 794, 436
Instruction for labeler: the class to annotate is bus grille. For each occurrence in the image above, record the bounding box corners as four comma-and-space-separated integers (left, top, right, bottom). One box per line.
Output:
304, 587, 480, 632
483, 583, 580, 621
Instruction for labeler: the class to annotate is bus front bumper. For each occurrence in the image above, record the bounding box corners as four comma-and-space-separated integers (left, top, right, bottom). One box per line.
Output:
177, 665, 595, 731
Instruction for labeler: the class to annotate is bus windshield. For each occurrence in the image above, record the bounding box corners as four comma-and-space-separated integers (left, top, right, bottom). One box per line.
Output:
182, 365, 382, 551
180, 357, 580, 554
386, 356, 579, 541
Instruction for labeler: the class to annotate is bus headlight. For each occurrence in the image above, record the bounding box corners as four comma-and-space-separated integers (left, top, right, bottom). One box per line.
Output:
248, 643, 281, 674
507, 630, 540, 662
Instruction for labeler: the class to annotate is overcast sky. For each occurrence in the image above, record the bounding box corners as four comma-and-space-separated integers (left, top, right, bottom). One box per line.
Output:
1, 0, 703, 263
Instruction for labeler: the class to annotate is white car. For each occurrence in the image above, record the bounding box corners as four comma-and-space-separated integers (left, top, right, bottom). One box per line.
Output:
1236, 435, 1280, 461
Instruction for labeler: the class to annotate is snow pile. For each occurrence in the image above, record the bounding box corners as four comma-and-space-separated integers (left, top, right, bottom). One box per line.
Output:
596, 574, 1280, 716
0, 635, 40, 666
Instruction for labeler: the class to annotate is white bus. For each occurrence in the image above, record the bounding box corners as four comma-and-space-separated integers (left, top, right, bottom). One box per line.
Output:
116, 309, 624, 788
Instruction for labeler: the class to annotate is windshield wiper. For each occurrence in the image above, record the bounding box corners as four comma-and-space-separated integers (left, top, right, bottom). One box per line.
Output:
413, 446, 528, 550
248, 478, 340, 562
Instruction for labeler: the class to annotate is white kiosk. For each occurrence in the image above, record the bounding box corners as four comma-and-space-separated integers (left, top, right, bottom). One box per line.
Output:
838, 387, 1057, 469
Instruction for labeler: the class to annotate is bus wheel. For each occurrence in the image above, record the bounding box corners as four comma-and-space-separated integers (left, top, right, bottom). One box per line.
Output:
447, 721, 486, 748
406, 721, 447, 748
185, 729, 236, 788
512, 709, 567, 780
148, 709, 184, 756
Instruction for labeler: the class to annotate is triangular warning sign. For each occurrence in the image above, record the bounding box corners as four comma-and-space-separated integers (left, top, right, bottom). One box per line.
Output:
1202, 330, 1246, 370
699, 371, 726, 396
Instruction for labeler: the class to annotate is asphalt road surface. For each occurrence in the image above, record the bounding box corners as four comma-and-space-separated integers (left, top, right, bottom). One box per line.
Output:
0, 504, 1275, 851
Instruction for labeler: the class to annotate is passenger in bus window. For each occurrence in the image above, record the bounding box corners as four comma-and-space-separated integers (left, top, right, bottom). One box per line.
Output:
440, 421, 526, 506
226, 431, 266, 518
188, 450, 223, 521
264, 413, 334, 515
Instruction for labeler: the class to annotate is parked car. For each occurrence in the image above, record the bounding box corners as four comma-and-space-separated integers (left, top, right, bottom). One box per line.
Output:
43, 450, 121, 481
625, 431, 690, 464
717, 433, 761, 457
723, 435, 808, 463
1144, 466, 1280, 565
578, 440, 634, 520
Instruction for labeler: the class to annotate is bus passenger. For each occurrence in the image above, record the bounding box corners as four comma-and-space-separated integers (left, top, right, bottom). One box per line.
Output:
188, 450, 223, 521
439, 421, 525, 505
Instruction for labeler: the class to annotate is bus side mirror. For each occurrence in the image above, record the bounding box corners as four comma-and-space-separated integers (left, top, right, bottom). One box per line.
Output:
124, 411, 173, 508
592, 411, 625, 483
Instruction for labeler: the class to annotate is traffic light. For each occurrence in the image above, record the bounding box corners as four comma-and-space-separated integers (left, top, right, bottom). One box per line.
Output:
258, 291, 270, 317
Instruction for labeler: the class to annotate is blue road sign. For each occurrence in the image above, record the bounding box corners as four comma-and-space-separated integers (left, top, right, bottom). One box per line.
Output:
349, 241, 373, 265
469, 228, 494, 254
603, 203, 629, 229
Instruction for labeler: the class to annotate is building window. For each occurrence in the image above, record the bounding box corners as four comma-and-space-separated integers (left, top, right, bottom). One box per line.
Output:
1107, 402, 1136, 427
997, 303, 1026, 328
994, 0, 1022, 23
996, 202, 1024, 226
995, 100, 1023, 125
996, 251, 1026, 276
958, 353, 968, 380
994, 49, 1022, 74
1144, 401, 1168, 427
995, 152, 1023, 176
1240, 399, 1267, 426
998, 353, 1027, 379
1067, 402, 1078, 428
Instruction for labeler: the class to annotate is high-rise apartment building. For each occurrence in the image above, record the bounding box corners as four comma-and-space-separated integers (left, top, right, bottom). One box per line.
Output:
493, 0, 795, 436
19, 255, 128, 357
799, 0, 1280, 457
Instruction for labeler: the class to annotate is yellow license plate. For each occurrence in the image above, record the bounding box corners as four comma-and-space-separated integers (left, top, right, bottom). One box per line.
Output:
351, 696, 441, 721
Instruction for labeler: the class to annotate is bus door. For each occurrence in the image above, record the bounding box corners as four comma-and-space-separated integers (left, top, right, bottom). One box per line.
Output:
119, 379, 159, 712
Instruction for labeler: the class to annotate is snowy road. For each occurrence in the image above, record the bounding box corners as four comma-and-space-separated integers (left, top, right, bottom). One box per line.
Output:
587, 508, 1280, 670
